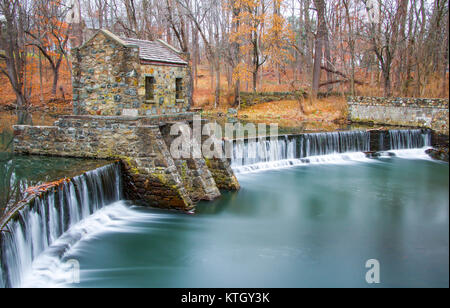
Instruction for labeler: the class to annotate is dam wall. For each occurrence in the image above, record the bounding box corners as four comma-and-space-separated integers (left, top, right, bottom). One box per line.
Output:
12, 115, 239, 212
0, 163, 121, 288
348, 97, 449, 135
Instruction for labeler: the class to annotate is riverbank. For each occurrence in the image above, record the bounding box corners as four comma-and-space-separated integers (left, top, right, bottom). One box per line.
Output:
202, 96, 348, 130
1, 113, 448, 287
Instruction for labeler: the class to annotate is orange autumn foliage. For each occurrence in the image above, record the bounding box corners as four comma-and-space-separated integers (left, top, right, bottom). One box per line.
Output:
24, 178, 70, 196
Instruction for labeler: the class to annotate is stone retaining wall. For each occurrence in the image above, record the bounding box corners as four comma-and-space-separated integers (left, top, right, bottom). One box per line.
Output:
348, 96, 449, 134
13, 115, 240, 212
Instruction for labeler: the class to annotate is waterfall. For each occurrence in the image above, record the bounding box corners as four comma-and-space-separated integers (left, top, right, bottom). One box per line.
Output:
0, 163, 122, 288
230, 131, 371, 173
230, 129, 434, 173
389, 129, 431, 150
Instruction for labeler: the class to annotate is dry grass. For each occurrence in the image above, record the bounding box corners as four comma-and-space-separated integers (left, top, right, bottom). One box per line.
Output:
194, 66, 349, 124
238, 97, 348, 123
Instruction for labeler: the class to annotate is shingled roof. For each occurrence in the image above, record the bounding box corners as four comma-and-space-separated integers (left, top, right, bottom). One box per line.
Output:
122, 37, 188, 65
78, 29, 188, 66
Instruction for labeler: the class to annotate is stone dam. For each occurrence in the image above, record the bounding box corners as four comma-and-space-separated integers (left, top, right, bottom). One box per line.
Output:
11, 114, 240, 213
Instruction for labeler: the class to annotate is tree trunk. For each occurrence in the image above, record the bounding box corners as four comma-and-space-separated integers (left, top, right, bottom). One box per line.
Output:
0, 0, 28, 111
215, 57, 220, 108
324, 34, 332, 92
52, 68, 59, 96
343, 0, 356, 96
234, 79, 241, 109
312, 0, 327, 97
38, 51, 44, 103
304, 0, 313, 76
253, 69, 258, 93
231, 1, 241, 107
383, 68, 392, 97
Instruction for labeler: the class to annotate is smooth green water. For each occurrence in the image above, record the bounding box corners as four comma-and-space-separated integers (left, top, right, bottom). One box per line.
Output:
0, 154, 112, 217
60, 158, 448, 288
1, 111, 448, 288
0, 111, 111, 217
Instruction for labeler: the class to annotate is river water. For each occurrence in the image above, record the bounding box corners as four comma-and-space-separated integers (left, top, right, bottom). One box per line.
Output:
0, 111, 448, 288
19, 155, 448, 288
0, 111, 112, 216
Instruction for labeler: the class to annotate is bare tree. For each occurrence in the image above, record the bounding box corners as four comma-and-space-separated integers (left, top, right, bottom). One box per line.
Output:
311, 0, 327, 97
0, 0, 31, 115
26, 0, 71, 97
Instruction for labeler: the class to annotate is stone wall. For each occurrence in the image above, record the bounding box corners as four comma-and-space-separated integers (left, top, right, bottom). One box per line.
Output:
160, 124, 222, 202
72, 30, 189, 117
72, 31, 141, 116
139, 64, 189, 115
13, 115, 240, 212
348, 96, 449, 134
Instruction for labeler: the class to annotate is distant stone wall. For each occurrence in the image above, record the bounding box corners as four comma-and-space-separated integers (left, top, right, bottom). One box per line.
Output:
348, 97, 449, 134
72, 31, 189, 117
13, 115, 239, 211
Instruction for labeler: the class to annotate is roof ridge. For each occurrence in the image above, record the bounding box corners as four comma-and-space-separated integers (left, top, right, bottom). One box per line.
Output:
157, 39, 183, 55
75, 29, 129, 50
122, 37, 156, 43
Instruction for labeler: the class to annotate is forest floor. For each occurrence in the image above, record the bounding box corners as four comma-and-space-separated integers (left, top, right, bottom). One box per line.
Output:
201, 97, 348, 130
193, 68, 349, 127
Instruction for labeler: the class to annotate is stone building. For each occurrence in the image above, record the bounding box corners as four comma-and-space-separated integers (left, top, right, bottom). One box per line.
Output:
72, 29, 190, 116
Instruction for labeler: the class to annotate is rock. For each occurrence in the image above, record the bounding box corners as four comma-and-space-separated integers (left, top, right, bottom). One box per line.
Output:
426, 147, 449, 162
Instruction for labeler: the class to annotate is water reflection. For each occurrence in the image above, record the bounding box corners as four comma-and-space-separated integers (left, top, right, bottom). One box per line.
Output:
0, 153, 19, 217
0, 110, 83, 216
0, 154, 113, 218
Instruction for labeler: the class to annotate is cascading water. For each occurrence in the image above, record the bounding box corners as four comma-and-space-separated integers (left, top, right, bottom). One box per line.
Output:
389, 129, 431, 150
0, 163, 121, 288
230, 131, 371, 173
378, 129, 433, 160
230, 129, 433, 173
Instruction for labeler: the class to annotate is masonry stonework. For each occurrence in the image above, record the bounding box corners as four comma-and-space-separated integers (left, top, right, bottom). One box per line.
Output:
139, 64, 188, 114
348, 96, 449, 135
13, 115, 240, 212
72, 30, 189, 117
72, 32, 141, 116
